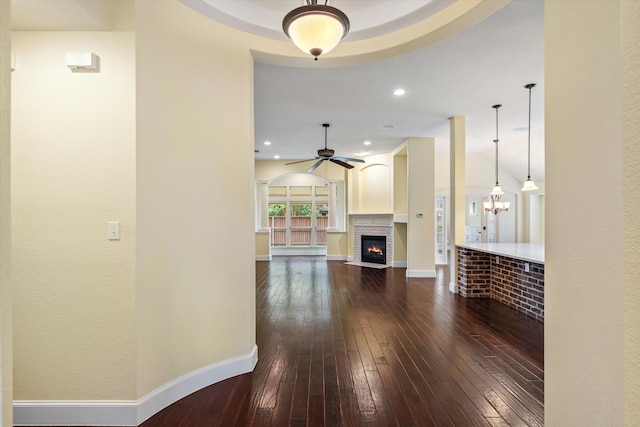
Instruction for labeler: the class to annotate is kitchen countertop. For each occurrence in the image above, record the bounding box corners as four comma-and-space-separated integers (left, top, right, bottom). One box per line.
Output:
456, 243, 545, 264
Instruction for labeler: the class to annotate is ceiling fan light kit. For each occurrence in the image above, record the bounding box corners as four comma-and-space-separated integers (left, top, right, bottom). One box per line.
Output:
285, 123, 364, 172
283, 0, 350, 60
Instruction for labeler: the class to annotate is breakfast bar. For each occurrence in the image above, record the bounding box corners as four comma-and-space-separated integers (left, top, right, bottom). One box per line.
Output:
456, 243, 545, 321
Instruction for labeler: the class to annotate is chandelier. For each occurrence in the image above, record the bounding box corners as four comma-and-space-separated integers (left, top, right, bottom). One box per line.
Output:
483, 104, 511, 215
282, 0, 350, 61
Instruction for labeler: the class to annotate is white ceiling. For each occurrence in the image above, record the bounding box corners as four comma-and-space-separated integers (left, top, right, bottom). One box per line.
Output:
10, 0, 546, 183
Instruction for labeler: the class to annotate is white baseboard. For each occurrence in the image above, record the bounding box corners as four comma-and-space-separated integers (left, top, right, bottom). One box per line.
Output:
346, 256, 354, 262
406, 269, 436, 278
327, 255, 347, 261
14, 345, 258, 427
271, 247, 327, 256
255, 255, 271, 261
449, 281, 459, 293
392, 261, 407, 268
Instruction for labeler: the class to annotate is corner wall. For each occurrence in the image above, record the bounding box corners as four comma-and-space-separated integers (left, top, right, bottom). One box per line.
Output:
135, 0, 256, 400
0, 0, 12, 424
545, 0, 637, 423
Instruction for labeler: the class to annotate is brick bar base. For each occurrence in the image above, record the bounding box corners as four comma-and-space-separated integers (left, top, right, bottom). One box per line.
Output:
457, 247, 544, 322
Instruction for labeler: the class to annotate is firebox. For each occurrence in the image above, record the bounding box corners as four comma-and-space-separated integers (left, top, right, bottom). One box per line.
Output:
361, 235, 386, 265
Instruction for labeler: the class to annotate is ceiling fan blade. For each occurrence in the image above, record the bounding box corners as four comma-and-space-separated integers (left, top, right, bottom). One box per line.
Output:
332, 156, 365, 163
307, 159, 324, 172
285, 158, 317, 165
329, 158, 354, 169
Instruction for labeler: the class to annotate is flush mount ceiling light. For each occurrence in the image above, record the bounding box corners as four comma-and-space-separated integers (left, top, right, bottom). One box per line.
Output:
521, 83, 539, 192
483, 104, 511, 215
282, 0, 350, 61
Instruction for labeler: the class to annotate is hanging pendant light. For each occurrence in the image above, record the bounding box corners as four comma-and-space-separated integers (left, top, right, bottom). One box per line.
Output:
283, 0, 350, 61
521, 83, 539, 191
483, 104, 511, 215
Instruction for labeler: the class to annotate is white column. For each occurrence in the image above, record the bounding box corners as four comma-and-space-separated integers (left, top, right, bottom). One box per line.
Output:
449, 116, 466, 293
259, 181, 269, 231
328, 181, 338, 231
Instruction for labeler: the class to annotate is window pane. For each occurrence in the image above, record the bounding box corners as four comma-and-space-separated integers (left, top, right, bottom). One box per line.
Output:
268, 203, 286, 246
290, 203, 311, 217
316, 204, 329, 217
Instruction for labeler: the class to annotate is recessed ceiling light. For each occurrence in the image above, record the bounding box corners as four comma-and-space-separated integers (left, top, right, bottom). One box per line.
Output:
382, 124, 394, 129
264, 141, 271, 145
363, 140, 371, 146
393, 88, 405, 96
274, 155, 280, 159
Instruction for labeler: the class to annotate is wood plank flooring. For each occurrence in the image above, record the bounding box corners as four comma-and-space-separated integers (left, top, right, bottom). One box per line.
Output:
141, 257, 544, 426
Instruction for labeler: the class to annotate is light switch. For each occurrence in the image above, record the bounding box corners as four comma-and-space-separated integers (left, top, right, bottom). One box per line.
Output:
524, 262, 530, 273
108, 221, 120, 240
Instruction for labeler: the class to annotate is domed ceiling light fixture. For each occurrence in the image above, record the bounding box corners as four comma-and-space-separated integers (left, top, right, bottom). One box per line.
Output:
521, 83, 539, 191
282, 0, 350, 61
483, 104, 511, 215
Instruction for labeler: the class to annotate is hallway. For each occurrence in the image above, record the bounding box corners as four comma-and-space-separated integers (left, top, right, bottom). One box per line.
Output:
141, 257, 544, 426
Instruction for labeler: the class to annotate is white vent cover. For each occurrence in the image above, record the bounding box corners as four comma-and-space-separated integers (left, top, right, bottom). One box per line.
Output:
66, 53, 98, 71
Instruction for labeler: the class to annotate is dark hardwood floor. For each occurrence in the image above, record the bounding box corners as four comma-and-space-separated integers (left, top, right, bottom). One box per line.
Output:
140, 257, 544, 427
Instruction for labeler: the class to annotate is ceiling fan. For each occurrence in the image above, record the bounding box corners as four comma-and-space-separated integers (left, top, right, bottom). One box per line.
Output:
286, 123, 365, 172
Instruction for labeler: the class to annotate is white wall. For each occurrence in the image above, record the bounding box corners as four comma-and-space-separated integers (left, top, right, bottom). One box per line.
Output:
529, 194, 544, 245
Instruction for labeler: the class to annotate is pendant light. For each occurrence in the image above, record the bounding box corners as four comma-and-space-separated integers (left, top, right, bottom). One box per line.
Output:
483, 104, 511, 214
283, 0, 350, 61
521, 83, 539, 191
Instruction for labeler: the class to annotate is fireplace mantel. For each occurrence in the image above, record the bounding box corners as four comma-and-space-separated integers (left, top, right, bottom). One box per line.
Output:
348, 213, 393, 227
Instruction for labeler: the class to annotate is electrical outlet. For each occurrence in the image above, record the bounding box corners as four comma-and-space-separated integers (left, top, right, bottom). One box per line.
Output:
525, 262, 530, 273
496, 256, 500, 264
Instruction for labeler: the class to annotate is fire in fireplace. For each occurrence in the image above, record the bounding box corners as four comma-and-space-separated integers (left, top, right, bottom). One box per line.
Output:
361, 235, 386, 265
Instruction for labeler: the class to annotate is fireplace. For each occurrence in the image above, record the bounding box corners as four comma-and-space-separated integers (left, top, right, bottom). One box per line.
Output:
361, 235, 387, 265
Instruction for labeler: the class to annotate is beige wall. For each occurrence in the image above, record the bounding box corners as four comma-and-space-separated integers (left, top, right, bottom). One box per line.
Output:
622, 0, 640, 422
356, 154, 393, 213
0, 0, 12, 423
393, 152, 408, 214
545, 0, 639, 424
393, 222, 408, 263
12, 31, 137, 400
255, 159, 347, 182
10, 0, 258, 411
135, 1, 256, 397
255, 231, 270, 259
327, 232, 347, 258
406, 138, 435, 275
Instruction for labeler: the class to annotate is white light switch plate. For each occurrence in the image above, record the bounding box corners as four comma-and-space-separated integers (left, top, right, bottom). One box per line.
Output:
108, 221, 120, 240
